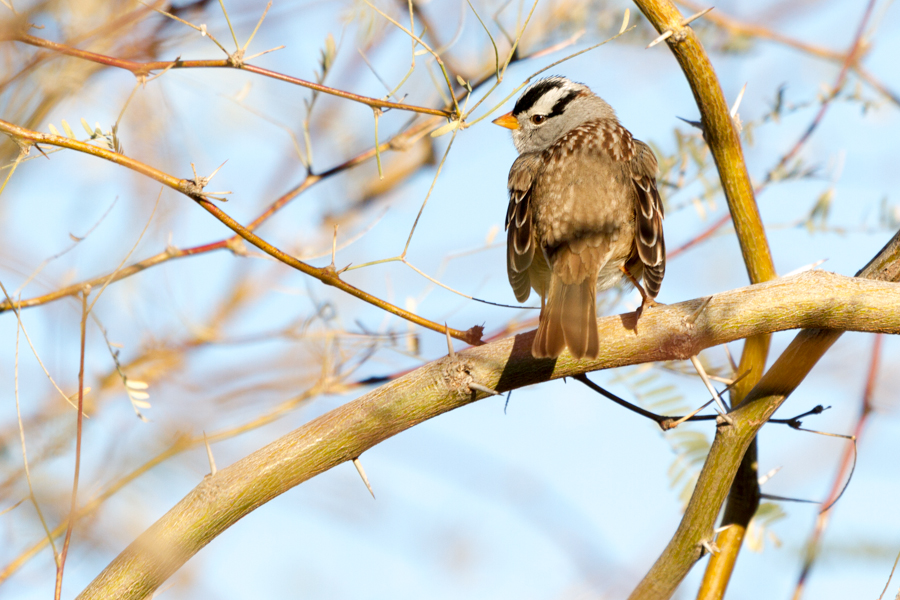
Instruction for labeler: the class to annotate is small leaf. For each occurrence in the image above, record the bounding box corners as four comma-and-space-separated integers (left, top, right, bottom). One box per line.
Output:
48, 123, 60, 136
321, 33, 336, 74
619, 8, 630, 34
128, 390, 150, 400
67, 386, 91, 401
485, 224, 500, 245
430, 120, 460, 138
125, 379, 149, 390
81, 118, 93, 136
61, 120, 75, 139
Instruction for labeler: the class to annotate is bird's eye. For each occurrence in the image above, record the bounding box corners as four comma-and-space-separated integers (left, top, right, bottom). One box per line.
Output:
531, 114, 547, 125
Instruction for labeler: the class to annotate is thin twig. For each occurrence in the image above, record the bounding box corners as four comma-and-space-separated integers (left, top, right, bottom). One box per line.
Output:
55, 291, 89, 600
12, 33, 452, 117
13, 310, 59, 566
765, 0, 877, 184
877, 549, 900, 600
0, 118, 481, 344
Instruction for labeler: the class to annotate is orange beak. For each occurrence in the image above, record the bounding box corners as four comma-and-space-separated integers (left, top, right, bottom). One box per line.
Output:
492, 112, 519, 130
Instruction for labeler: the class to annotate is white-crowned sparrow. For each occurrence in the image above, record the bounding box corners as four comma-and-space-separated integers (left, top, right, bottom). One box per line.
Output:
493, 76, 665, 359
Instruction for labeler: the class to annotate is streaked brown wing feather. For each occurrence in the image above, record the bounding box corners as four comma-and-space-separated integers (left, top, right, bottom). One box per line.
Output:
631, 140, 665, 298
507, 230, 532, 302
505, 153, 542, 302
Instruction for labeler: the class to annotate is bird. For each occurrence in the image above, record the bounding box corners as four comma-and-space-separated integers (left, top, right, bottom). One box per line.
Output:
492, 76, 665, 360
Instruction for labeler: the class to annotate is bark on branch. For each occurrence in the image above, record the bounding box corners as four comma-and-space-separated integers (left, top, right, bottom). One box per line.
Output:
629, 230, 900, 600
77, 269, 900, 599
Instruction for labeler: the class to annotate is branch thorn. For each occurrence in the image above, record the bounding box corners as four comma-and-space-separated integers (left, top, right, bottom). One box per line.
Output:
445, 322, 455, 359
646, 29, 672, 49
330, 224, 338, 271
667, 397, 716, 429
713, 525, 733, 535
700, 538, 720, 556
783, 258, 828, 277
690, 355, 731, 417
646, 7, 711, 48
469, 382, 501, 397
203, 432, 217, 476
730, 82, 748, 132
684, 296, 713, 326
682, 6, 714, 27
758, 466, 782, 486
186, 161, 232, 200
352, 457, 376, 499
677, 115, 704, 132
730, 83, 747, 119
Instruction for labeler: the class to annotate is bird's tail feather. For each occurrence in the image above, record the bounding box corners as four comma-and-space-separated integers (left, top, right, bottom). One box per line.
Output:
532, 276, 599, 359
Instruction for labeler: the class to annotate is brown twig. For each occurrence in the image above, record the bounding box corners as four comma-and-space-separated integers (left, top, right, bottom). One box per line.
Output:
0, 125, 422, 314
666, 0, 884, 264
674, 0, 841, 61
54, 291, 89, 600
10, 33, 452, 118
0, 0, 171, 95
674, 0, 899, 108
764, 0, 876, 184
0, 118, 481, 344
1, 91, 425, 316
574, 371, 753, 430
667, 213, 730, 260
877, 550, 900, 600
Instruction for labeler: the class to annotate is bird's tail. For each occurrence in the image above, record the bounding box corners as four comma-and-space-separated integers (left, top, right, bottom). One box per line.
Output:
532, 275, 599, 359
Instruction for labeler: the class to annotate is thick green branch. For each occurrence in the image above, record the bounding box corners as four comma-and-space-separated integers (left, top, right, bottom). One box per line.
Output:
77, 270, 900, 600
632, 1, 778, 593
629, 230, 900, 600
633, 0, 775, 284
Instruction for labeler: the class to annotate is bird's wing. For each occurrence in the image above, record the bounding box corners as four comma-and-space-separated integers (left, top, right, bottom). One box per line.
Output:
506, 153, 542, 302
630, 139, 665, 298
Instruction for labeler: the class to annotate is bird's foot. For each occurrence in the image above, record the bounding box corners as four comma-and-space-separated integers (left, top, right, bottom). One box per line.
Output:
619, 265, 663, 326
636, 294, 663, 320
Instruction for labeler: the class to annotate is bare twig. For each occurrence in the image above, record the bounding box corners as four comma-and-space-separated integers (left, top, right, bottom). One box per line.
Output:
0, 118, 482, 344
55, 291, 89, 600
12, 33, 453, 117
765, 0, 877, 184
